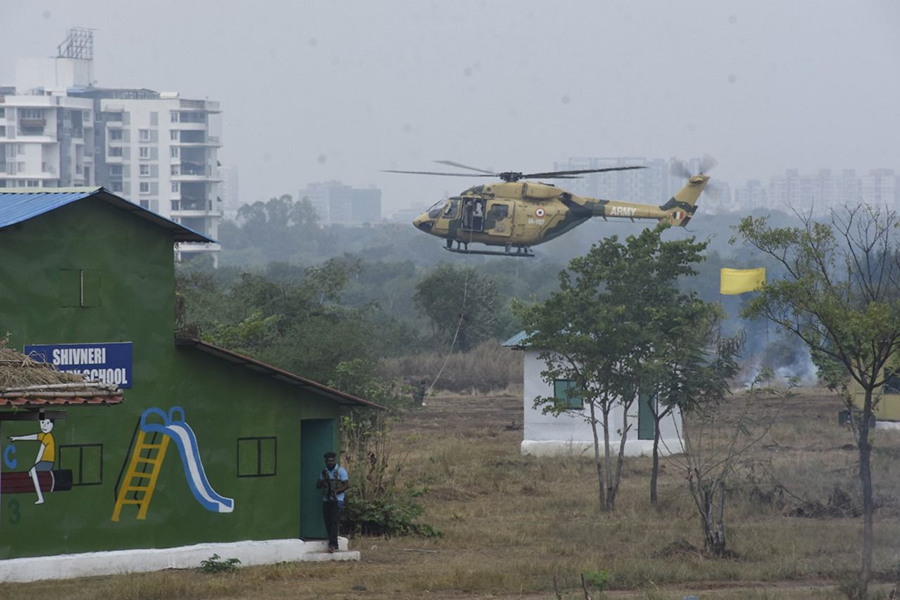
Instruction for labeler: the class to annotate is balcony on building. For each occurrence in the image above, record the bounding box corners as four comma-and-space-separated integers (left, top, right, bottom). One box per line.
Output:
170, 196, 219, 218
172, 161, 221, 182
172, 130, 222, 147
103, 108, 124, 128
179, 99, 220, 114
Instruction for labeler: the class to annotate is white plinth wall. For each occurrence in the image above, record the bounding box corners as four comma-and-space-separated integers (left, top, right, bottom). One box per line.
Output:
520, 350, 684, 458
0, 537, 358, 583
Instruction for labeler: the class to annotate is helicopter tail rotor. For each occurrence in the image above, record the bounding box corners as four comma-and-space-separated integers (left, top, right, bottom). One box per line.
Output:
661, 156, 718, 226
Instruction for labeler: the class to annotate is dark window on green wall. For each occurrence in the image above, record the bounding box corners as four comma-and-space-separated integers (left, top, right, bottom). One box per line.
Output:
237, 437, 277, 477
553, 379, 583, 410
59, 444, 103, 485
58, 269, 101, 307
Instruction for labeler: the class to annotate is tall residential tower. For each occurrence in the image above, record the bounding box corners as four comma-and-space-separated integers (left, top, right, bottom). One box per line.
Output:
0, 29, 222, 261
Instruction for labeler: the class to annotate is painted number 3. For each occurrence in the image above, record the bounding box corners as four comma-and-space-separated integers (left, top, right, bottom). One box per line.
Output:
8, 499, 20, 525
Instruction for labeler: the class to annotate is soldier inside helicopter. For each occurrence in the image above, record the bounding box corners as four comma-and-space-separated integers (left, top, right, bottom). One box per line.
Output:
460, 198, 485, 232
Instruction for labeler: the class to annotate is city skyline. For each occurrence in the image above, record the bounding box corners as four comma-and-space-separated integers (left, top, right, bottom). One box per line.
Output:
2, 1, 897, 215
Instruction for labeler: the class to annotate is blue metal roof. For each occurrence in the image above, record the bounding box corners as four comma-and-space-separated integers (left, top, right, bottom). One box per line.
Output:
502, 331, 531, 348
0, 187, 213, 243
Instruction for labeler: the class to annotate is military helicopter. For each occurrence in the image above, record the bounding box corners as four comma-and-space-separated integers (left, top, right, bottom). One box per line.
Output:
386, 159, 712, 257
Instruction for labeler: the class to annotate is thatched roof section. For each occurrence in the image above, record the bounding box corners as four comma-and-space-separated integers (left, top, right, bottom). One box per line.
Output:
0, 340, 123, 407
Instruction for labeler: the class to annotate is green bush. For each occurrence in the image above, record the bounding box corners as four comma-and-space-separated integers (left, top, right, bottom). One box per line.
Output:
583, 570, 610, 591
199, 554, 241, 574
343, 491, 441, 538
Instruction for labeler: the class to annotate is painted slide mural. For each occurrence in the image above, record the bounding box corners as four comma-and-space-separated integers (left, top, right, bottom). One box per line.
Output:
113, 407, 233, 521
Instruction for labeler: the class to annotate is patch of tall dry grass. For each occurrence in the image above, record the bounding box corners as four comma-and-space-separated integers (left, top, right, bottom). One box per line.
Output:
378, 339, 523, 393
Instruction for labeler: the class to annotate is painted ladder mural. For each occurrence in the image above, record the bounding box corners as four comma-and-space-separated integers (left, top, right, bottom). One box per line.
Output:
112, 407, 234, 521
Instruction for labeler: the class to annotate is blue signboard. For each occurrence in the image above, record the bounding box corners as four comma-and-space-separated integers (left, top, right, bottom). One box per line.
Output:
24, 342, 133, 389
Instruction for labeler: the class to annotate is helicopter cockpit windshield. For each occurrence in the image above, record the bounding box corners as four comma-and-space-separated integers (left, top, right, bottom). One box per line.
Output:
426, 200, 446, 219
426, 198, 461, 220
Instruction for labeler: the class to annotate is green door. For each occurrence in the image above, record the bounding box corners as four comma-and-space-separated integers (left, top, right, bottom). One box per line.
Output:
300, 419, 336, 539
637, 393, 656, 441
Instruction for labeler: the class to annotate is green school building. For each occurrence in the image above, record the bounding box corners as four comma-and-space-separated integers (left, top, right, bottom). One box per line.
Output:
0, 188, 376, 580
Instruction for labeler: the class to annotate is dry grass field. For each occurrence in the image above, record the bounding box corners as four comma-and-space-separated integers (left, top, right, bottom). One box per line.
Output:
3, 387, 900, 600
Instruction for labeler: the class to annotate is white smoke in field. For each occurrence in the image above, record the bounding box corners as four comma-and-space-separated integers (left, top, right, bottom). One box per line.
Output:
736, 332, 819, 387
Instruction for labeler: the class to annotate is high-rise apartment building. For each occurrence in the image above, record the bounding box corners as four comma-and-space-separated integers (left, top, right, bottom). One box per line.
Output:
757, 168, 896, 215
300, 181, 382, 225
0, 29, 221, 262
220, 164, 240, 220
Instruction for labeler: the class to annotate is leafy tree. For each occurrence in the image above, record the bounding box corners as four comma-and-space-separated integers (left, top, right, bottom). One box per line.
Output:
413, 263, 505, 352
220, 194, 321, 262
515, 225, 709, 511
176, 259, 417, 384
330, 360, 438, 537
736, 205, 900, 598
642, 309, 739, 504
304, 257, 361, 304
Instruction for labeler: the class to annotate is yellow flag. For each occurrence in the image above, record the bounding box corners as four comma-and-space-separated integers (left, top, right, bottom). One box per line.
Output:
720, 268, 765, 295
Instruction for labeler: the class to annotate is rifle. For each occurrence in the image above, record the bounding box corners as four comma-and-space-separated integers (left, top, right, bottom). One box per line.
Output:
321, 469, 337, 501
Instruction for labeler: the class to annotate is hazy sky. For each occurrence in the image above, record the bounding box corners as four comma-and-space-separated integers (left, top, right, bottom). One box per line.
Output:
2, 0, 899, 214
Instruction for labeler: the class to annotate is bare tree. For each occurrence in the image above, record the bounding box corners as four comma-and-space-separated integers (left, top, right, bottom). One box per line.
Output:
667, 366, 791, 557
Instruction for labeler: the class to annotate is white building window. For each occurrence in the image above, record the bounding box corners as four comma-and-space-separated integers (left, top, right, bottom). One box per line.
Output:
139, 129, 150, 142
140, 164, 150, 176
171, 182, 180, 193
139, 147, 150, 159
0, 108, 5, 118
170, 130, 179, 141
140, 182, 150, 193
109, 129, 123, 141
170, 147, 179, 158
109, 147, 123, 157
140, 200, 150, 209
170, 165, 180, 176
20, 109, 43, 119
111, 182, 123, 192
170, 112, 179, 123
26, 180, 40, 187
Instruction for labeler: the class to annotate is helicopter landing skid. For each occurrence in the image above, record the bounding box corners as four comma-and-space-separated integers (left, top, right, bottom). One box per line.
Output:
443, 247, 535, 258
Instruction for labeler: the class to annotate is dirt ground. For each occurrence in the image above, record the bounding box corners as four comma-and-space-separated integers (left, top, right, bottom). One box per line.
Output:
3, 388, 900, 600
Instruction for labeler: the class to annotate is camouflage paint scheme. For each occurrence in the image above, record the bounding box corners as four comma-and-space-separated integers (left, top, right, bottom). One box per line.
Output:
413, 175, 710, 253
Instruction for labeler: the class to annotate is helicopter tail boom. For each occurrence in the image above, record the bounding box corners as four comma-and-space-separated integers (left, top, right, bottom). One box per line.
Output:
658, 175, 709, 226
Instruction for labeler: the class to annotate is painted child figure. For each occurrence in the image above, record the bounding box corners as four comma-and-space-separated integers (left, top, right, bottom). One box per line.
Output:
9, 417, 55, 505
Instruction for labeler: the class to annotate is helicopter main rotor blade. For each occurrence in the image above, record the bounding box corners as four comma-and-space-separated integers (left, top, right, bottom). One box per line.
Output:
381, 169, 495, 177
520, 165, 645, 179
433, 160, 497, 175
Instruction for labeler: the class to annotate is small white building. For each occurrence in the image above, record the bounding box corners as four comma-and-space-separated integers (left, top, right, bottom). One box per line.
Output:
504, 332, 684, 458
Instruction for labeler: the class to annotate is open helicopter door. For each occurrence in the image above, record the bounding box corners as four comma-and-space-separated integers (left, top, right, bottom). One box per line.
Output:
460, 198, 486, 232
484, 200, 515, 237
